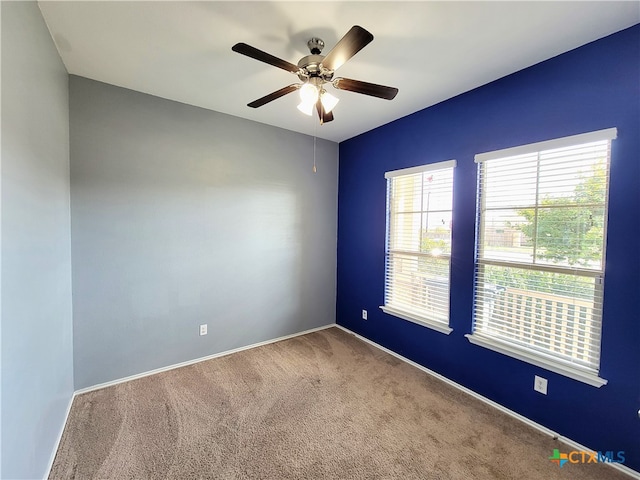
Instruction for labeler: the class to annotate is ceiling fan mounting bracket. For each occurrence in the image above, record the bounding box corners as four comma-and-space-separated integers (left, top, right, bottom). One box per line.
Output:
307, 37, 325, 55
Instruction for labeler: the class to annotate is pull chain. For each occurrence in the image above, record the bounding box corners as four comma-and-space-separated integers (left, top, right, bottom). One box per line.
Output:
312, 116, 317, 173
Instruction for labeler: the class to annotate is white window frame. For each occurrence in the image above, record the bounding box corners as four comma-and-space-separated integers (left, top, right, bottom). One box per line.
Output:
466, 128, 616, 387
380, 160, 456, 335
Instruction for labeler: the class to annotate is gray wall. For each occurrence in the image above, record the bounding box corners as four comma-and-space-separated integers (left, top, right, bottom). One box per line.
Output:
1, 2, 74, 479
70, 76, 338, 389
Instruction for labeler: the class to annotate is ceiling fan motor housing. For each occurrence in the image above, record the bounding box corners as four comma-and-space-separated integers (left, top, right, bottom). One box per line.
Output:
297, 55, 334, 82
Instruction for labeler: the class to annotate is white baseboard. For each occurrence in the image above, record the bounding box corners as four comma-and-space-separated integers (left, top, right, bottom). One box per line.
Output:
74, 323, 336, 396
335, 325, 640, 479
44, 390, 77, 480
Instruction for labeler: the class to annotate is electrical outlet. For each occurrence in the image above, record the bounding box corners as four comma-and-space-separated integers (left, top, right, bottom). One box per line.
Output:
362, 309, 368, 320
534, 375, 548, 395
199, 324, 207, 336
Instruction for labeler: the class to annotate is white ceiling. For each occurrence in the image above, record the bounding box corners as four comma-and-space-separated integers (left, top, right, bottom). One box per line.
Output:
37, 1, 639, 143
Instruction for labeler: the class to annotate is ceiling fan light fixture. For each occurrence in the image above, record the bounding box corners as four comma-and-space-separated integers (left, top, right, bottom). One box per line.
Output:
299, 83, 319, 104
297, 100, 315, 116
320, 91, 339, 114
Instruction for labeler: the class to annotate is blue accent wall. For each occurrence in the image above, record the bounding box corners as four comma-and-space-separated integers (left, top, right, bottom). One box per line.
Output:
337, 25, 639, 471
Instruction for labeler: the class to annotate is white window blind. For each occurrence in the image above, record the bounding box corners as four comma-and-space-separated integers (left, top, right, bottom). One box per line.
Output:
469, 128, 616, 386
381, 160, 456, 334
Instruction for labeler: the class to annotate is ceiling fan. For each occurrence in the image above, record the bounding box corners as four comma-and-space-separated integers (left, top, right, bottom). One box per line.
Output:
232, 26, 398, 124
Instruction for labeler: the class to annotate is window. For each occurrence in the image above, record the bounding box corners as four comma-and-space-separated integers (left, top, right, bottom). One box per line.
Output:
467, 128, 616, 387
381, 160, 456, 334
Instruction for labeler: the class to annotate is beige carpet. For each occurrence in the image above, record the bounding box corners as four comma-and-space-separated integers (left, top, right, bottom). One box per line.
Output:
50, 327, 631, 479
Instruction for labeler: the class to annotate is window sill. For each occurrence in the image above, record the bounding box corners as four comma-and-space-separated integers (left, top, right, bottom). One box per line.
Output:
465, 333, 607, 388
380, 306, 453, 335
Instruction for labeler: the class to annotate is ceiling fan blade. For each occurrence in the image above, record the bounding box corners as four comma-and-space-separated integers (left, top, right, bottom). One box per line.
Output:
316, 100, 334, 124
334, 78, 398, 100
248, 84, 299, 108
321, 26, 373, 72
232, 43, 300, 74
